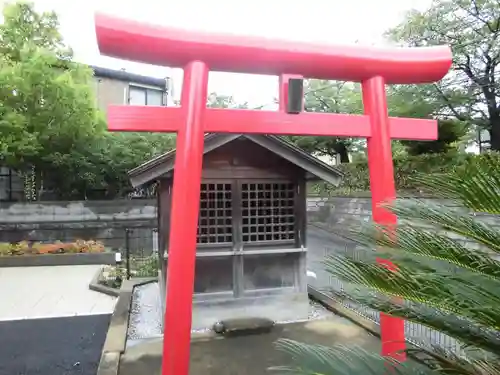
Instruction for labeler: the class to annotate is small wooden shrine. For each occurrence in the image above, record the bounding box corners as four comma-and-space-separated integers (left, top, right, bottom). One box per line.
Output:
129, 134, 342, 329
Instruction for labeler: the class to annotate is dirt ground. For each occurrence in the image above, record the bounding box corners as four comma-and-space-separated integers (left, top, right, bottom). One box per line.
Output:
120, 316, 381, 375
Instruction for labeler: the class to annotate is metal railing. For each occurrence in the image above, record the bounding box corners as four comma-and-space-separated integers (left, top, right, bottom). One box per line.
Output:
307, 228, 462, 357
123, 228, 159, 279
0, 225, 159, 281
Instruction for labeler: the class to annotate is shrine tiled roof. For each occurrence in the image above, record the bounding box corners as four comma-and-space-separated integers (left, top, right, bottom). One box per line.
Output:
128, 133, 343, 188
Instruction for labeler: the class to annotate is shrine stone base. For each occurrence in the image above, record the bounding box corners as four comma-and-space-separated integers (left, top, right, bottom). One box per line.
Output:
191, 293, 310, 330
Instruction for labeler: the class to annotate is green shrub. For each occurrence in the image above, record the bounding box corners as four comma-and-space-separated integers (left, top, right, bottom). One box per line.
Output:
132, 255, 159, 277
310, 151, 500, 196
100, 266, 126, 289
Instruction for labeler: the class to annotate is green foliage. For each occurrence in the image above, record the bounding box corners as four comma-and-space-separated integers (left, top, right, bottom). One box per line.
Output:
288, 78, 468, 161
101, 265, 126, 289
387, 84, 440, 120
132, 255, 159, 277
0, 50, 101, 166
275, 147, 500, 374
0, 1, 71, 62
100, 255, 158, 289
386, 0, 500, 149
0, 1, 180, 199
271, 340, 428, 374
386, 83, 469, 154
403, 120, 468, 156
286, 80, 365, 163
47, 128, 176, 199
207, 92, 248, 109
0, 1, 103, 197
311, 151, 497, 196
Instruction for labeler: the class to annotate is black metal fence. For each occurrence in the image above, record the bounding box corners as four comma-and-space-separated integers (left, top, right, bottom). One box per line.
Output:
307, 226, 462, 358
123, 228, 159, 279
0, 225, 159, 281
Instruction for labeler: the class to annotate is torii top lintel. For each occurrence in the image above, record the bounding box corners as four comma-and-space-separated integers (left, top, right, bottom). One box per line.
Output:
95, 13, 452, 84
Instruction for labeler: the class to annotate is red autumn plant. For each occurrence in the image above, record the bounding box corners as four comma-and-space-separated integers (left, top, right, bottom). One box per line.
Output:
0, 240, 105, 256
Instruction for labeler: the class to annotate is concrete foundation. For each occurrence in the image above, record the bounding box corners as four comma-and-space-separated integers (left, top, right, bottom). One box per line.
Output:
159, 260, 310, 330
127, 282, 332, 344
130, 281, 310, 335
191, 292, 309, 330
160, 249, 310, 330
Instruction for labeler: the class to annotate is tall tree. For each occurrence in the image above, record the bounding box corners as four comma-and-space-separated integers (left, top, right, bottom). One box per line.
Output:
287, 78, 465, 160
0, 1, 103, 197
386, 0, 500, 150
207, 92, 248, 109
387, 84, 468, 155
287, 80, 365, 163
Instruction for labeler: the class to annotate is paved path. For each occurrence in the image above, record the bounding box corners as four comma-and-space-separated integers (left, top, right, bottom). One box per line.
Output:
0, 314, 111, 375
0, 230, 356, 375
0, 229, 344, 323
0, 265, 117, 375
0, 265, 116, 321
306, 225, 356, 289
121, 318, 382, 375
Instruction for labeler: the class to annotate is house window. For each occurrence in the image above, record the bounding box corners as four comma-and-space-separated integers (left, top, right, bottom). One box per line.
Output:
128, 85, 164, 106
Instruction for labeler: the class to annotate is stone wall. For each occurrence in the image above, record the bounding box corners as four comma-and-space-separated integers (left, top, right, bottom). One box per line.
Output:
0, 197, 359, 255
307, 196, 500, 251
2, 196, 497, 254
307, 196, 466, 231
307, 197, 372, 231
0, 200, 157, 254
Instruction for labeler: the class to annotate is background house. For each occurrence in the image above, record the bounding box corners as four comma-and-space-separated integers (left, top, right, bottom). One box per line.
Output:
90, 66, 172, 113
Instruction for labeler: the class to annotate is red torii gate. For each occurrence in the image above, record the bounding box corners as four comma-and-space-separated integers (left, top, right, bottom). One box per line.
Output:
95, 13, 452, 375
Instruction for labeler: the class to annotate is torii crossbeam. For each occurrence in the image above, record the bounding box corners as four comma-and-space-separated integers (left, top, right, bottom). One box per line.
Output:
95, 13, 452, 375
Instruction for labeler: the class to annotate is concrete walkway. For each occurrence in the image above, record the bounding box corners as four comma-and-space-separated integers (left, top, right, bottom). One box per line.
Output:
120, 228, 380, 375
121, 318, 381, 375
306, 225, 356, 289
0, 228, 339, 322
0, 265, 116, 321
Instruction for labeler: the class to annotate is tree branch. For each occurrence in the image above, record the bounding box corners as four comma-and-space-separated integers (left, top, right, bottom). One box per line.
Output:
465, 0, 496, 34
432, 84, 468, 122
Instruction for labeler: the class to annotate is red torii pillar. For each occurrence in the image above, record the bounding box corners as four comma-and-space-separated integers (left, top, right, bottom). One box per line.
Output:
95, 13, 452, 375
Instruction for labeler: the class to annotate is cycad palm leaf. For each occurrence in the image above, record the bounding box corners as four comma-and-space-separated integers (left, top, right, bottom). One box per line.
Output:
413, 154, 500, 214
273, 153, 500, 374
271, 339, 431, 375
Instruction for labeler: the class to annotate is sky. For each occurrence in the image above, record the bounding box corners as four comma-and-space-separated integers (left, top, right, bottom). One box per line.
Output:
28, 0, 433, 107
